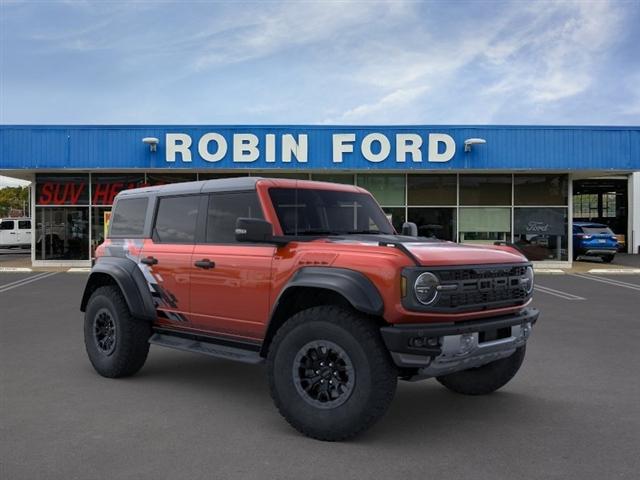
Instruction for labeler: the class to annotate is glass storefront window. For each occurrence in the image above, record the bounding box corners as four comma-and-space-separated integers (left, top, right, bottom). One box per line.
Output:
91, 173, 145, 206
36, 174, 89, 206
198, 172, 248, 180
382, 207, 405, 233
146, 173, 197, 185
514, 208, 568, 261
252, 172, 310, 179
357, 174, 405, 205
407, 175, 456, 206
459, 207, 511, 243
91, 207, 111, 255
514, 174, 568, 205
408, 208, 456, 241
35, 207, 89, 260
311, 174, 355, 185
460, 175, 511, 206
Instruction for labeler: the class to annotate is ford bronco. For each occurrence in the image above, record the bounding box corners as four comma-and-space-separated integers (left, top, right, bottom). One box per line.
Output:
81, 177, 538, 441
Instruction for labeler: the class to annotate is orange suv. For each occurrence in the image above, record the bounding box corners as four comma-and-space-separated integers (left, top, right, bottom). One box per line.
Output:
81, 177, 538, 441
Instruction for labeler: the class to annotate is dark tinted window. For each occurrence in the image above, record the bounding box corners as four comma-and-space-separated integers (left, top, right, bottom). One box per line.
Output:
36, 174, 89, 205
460, 175, 511, 205
206, 192, 264, 243
269, 188, 394, 235
154, 195, 200, 243
0, 220, 15, 230
582, 225, 614, 235
110, 198, 148, 237
514, 174, 568, 205
407, 175, 457, 205
18, 220, 31, 229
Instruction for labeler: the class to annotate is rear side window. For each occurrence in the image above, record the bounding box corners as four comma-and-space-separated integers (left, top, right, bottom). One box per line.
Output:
110, 198, 148, 237
18, 221, 31, 229
206, 192, 264, 243
582, 226, 614, 235
154, 195, 200, 244
0, 220, 15, 230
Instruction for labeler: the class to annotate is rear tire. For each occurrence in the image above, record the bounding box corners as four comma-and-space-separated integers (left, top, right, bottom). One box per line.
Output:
267, 306, 397, 441
436, 346, 526, 395
84, 285, 151, 378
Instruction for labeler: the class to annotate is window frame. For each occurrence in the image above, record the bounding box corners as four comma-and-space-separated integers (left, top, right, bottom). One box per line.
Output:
151, 193, 203, 245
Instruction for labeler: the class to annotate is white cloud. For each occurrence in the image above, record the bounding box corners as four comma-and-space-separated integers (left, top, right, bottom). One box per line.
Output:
324, 85, 428, 123
0, 176, 30, 188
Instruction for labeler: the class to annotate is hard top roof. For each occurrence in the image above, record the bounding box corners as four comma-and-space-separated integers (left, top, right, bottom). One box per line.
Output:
116, 176, 261, 199
115, 176, 364, 200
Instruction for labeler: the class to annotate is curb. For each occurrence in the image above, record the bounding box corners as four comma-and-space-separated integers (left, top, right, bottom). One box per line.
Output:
587, 268, 640, 274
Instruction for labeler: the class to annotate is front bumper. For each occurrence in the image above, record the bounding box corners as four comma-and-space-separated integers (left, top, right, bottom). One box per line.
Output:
380, 307, 539, 380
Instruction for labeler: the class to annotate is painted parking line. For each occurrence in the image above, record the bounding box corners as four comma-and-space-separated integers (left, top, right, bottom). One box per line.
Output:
0, 271, 58, 294
571, 273, 640, 292
534, 284, 586, 300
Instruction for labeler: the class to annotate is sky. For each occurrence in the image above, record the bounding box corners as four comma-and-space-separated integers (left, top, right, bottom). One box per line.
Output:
0, 0, 639, 128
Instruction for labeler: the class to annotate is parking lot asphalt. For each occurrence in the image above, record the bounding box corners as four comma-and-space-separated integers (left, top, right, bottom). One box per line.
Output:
1, 272, 639, 480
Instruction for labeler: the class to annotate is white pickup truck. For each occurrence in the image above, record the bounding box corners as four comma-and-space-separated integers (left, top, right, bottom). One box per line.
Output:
0, 217, 32, 248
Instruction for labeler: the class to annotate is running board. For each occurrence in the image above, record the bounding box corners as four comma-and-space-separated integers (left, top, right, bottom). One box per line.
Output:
149, 333, 264, 364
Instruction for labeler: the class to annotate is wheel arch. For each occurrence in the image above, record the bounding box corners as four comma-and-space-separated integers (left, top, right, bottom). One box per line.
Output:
260, 267, 385, 356
80, 258, 156, 322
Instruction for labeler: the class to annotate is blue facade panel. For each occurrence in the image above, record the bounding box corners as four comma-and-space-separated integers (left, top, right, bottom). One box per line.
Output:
1, 125, 639, 171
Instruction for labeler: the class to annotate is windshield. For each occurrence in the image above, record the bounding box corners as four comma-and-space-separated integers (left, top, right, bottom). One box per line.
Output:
581, 226, 615, 235
268, 188, 394, 236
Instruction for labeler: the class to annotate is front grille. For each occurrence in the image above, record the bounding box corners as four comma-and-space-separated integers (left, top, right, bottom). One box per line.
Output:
437, 265, 527, 282
434, 265, 529, 310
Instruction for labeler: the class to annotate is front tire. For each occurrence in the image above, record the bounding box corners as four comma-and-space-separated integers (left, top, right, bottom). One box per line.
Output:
84, 285, 151, 378
267, 306, 397, 441
602, 254, 614, 263
436, 346, 526, 395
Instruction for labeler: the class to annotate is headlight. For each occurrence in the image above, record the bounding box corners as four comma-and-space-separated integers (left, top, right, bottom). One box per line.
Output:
523, 266, 534, 294
414, 272, 439, 305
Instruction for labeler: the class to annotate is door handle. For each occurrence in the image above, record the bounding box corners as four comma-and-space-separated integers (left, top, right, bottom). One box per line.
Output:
141, 256, 158, 266
194, 259, 215, 269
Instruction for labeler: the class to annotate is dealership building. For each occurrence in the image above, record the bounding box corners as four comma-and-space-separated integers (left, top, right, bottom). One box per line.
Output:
1, 125, 639, 268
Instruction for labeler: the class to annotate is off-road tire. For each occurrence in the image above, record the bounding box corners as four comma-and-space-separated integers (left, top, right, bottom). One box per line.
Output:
267, 306, 397, 441
84, 285, 151, 378
436, 346, 526, 395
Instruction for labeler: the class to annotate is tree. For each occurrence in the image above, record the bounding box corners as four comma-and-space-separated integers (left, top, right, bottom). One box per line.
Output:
0, 186, 29, 217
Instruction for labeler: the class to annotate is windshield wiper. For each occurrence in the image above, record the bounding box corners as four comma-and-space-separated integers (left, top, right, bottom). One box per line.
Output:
343, 230, 388, 235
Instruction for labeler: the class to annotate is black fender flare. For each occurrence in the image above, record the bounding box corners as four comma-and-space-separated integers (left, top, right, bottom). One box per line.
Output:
274, 267, 384, 317
80, 257, 156, 321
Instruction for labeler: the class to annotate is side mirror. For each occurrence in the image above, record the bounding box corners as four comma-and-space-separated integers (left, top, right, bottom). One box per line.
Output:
401, 222, 418, 236
235, 218, 274, 243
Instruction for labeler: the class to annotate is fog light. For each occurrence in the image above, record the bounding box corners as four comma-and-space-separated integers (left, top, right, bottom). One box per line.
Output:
459, 334, 474, 355
426, 337, 439, 347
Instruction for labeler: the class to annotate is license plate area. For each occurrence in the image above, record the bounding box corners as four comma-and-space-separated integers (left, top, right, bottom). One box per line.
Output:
479, 327, 512, 343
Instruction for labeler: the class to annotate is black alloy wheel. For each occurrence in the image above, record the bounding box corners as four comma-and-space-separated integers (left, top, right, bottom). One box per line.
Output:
293, 340, 355, 409
93, 308, 117, 355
